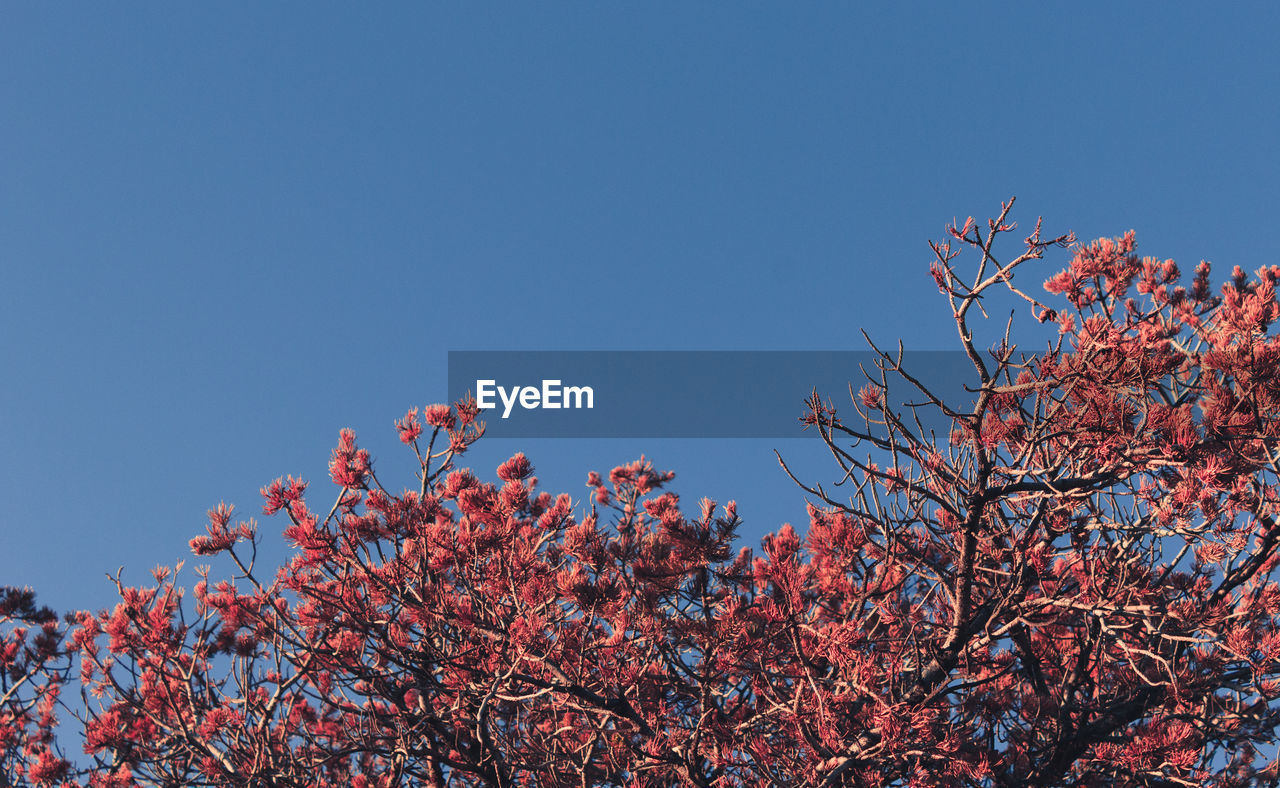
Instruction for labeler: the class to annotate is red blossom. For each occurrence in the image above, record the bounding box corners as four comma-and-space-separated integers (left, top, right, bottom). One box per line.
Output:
423, 403, 455, 429
328, 428, 371, 488
496, 452, 533, 482
394, 407, 423, 443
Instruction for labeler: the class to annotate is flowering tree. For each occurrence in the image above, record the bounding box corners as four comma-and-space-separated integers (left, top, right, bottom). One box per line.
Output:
1, 588, 72, 785
10, 200, 1280, 786
776, 202, 1280, 786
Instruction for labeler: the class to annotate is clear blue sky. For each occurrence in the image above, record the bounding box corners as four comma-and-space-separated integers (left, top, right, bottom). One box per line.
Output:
3, 5, 1277, 616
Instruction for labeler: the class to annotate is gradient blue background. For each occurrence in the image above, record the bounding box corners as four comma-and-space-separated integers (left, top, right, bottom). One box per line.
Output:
3, 5, 1277, 617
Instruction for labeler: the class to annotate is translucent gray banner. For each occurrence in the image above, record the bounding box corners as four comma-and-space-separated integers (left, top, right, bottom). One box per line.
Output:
447, 351, 984, 438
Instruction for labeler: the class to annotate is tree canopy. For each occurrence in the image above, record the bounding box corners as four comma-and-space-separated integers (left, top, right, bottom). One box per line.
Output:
6, 201, 1280, 786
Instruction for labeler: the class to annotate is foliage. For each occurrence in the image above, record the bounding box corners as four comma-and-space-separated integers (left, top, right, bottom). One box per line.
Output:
1, 588, 73, 785
7, 200, 1280, 786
